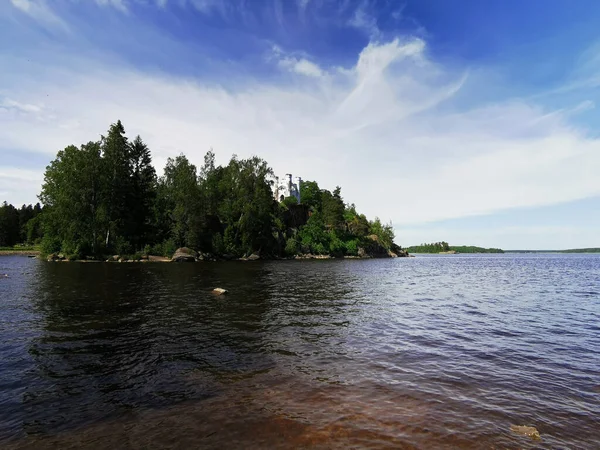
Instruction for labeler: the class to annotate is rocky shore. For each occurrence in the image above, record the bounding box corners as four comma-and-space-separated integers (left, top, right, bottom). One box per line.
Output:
44, 243, 408, 263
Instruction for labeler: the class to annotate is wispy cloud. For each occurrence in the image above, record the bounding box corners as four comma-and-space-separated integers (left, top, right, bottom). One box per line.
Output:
2, 35, 599, 233
348, 1, 380, 39
0, 98, 44, 114
272, 46, 324, 77
9, 0, 69, 30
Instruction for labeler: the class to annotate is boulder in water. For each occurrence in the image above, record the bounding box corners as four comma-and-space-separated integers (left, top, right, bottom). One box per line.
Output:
510, 425, 541, 440
172, 247, 198, 262
212, 288, 228, 295
247, 252, 260, 261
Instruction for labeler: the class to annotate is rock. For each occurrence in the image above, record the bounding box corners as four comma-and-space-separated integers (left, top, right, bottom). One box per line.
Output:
197, 252, 215, 261
148, 255, 171, 262
172, 247, 198, 262
212, 288, 228, 295
510, 425, 541, 440
357, 247, 369, 258
57, 253, 65, 260
247, 252, 260, 261
47, 253, 58, 262
140, 255, 149, 260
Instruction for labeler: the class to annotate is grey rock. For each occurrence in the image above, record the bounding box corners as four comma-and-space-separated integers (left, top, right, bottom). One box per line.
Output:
212, 288, 228, 295
172, 247, 198, 262
510, 425, 541, 440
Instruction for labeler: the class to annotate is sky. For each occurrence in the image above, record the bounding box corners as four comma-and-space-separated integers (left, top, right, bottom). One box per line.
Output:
1, 0, 599, 250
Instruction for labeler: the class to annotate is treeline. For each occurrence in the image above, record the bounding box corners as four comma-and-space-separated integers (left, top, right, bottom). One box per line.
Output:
0, 202, 43, 247
406, 242, 504, 253
11, 120, 400, 259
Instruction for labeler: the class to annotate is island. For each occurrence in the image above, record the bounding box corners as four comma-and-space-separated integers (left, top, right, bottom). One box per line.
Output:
0, 120, 407, 262
406, 242, 504, 254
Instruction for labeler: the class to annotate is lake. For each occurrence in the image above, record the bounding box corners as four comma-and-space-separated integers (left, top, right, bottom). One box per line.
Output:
0, 254, 598, 449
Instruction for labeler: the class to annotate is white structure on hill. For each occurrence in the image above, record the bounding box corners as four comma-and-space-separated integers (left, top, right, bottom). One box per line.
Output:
274, 173, 302, 203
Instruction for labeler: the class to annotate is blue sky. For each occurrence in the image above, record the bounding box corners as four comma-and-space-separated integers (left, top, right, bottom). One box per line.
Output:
1, 0, 599, 249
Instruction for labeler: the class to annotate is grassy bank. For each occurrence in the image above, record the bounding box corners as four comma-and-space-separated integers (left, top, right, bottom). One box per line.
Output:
0, 245, 41, 256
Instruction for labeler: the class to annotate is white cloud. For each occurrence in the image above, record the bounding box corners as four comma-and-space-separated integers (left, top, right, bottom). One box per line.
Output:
1, 38, 600, 248
272, 46, 324, 77
279, 57, 323, 77
9, 0, 68, 30
0, 168, 43, 206
0, 98, 44, 114
348, 1, 380, 39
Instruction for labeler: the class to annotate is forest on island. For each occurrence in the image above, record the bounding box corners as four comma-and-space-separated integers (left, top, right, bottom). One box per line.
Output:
1, 120, 402, 260
406, 242, 504, 254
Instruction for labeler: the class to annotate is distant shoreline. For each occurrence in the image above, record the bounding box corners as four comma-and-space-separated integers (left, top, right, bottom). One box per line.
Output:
505, 248, 600, 254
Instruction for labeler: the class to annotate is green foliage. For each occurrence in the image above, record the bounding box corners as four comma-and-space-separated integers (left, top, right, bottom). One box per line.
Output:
298, 212, 330, 254
405, 243, 504, 253
41, 235, 61, 255
450, 246, 504, 253
405, 242, 450, 253
344, 239, 359, 256
281, 196, 298, 208
328, 233, 345, 257
284, 237, 299, 256
369, 217, 395, 250
321, 187, 345, 231
299, 180, 322, 211
5, 120, 403, 260
162, 239, 177, 257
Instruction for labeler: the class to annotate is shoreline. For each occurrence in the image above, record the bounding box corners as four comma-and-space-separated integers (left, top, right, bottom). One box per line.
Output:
0, 250, 41, 256
3, 252, 409, 262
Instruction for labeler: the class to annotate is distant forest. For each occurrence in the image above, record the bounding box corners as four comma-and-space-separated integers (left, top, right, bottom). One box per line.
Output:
0, 203, 43, 248
406, 242, 504, 254
0, 120, 402, 260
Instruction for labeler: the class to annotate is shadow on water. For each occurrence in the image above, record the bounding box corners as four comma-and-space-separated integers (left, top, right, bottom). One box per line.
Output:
10, 261, 287, 438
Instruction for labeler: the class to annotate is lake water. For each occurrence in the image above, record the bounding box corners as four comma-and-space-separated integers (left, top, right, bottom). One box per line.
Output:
0, 254, 598, 449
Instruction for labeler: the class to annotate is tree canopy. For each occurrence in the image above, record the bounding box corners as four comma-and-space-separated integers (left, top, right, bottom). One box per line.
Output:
1, 120, 403, 259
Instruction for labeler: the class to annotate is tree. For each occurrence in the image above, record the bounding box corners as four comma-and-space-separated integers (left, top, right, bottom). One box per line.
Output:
298, 211, 330, 254
216, 156, 277, 256
299, 180, 322, 211
321, 186, 345, 231
369, 217, 395, 250
39, 142, 105, 255
0, 202, 20, 247
159, 154, 204, 249
129, 135, 156, 249
101, 120, 132, 250
27, 120, 403, 259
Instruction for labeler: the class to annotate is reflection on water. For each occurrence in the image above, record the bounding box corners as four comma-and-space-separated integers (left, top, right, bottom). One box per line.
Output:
0, 255, 599, 449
